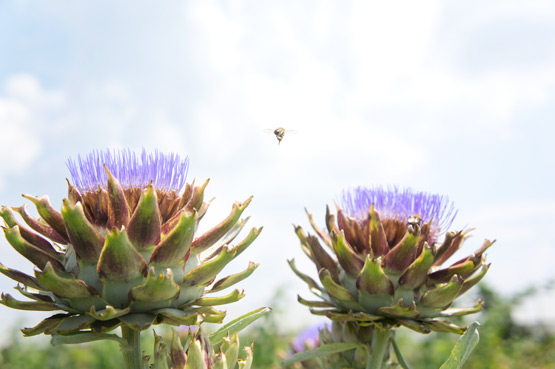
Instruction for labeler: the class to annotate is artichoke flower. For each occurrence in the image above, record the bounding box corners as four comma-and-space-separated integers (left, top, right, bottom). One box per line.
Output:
153, 329, 253, 369
0, 149, 261, 337
290, 186, 493, 334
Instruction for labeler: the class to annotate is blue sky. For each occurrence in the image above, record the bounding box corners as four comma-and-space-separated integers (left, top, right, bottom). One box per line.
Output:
1, 1, 554, 334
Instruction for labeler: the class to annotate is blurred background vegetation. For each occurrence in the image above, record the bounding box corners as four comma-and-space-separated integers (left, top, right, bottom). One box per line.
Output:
1, 283, 553, 369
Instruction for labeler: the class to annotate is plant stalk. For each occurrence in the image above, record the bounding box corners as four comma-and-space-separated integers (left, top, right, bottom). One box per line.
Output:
366, 326, 392, 369
121, 326, 142, 369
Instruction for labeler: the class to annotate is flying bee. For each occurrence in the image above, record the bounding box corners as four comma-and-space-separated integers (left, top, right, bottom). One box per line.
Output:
264, 127, 296, 145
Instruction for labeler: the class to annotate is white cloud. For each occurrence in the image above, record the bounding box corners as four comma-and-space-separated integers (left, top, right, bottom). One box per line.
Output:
0, 75, 55, 191
5, 74, 65, 108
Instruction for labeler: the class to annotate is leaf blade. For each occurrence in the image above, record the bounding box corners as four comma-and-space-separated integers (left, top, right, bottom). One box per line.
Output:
208, 307, 271, 345
439, 321, 480, 369
282, 343, 363, 367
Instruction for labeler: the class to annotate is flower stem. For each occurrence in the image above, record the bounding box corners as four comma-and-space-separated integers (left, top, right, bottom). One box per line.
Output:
366, 326, 392, 369
391, 333, 411, 369
121, 326, 142, 369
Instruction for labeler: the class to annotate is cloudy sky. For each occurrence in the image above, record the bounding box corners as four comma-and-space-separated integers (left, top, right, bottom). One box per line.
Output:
1, 1, 554, 335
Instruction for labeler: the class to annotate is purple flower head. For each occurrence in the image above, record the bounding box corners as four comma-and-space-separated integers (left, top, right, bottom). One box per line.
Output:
291, 322, 329, 352
66, 148, 189, 193
339, 185, 457, 234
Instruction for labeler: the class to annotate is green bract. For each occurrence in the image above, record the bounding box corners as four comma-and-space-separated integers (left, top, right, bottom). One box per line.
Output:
153, 329, 253, 369
0, 170, 261, 336
291, 204, 493, 334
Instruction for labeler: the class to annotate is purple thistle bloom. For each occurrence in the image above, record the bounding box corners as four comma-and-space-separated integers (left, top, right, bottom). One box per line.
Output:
66, 148, 189, 193
291, 322, 329, 352
340, 185, 457, 233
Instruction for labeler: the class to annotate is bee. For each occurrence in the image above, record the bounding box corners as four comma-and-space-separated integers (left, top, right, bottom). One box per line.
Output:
407, 214, 423, 234
265, 127, 296, 145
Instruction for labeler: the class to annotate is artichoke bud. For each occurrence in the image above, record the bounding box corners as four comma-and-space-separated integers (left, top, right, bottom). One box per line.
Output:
292, 186, 494, 334
291, 322, 376, 369
0, 149, 260, 336
165, 329, 251, 369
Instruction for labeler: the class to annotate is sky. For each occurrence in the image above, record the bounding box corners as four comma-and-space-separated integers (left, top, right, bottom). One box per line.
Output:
1, 0, 554, 338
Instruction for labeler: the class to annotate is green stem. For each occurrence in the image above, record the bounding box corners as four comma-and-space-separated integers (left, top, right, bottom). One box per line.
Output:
121, 326, 142, 369
391, 333, 411, 369
367, 326, 392, 369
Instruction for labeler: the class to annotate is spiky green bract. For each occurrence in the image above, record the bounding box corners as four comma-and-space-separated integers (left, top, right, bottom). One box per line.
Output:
150, 329, 253, 369
291, 204, 493, 335
0, 169, 261, 337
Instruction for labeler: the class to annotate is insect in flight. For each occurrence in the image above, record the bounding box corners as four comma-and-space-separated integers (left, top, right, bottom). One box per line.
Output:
265, 127, 297, 145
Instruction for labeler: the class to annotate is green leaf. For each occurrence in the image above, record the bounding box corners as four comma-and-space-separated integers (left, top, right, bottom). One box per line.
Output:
208, 307, 271, 346
51, 331, 125, 345
282, 343, 363, 367
439, 321, 480, 369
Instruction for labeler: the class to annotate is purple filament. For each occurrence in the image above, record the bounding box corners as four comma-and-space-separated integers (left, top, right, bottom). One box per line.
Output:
340, 185, 457, 232
66, 148, 189, 193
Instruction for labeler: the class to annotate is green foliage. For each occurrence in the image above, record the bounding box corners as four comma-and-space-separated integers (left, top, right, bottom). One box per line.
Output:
1, 284, 554, 369
209, 306, 272, 346
439, 322, 480, 369
0, 334, 120, 369
0, 326, 156, 369
397, 283, 555, 369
